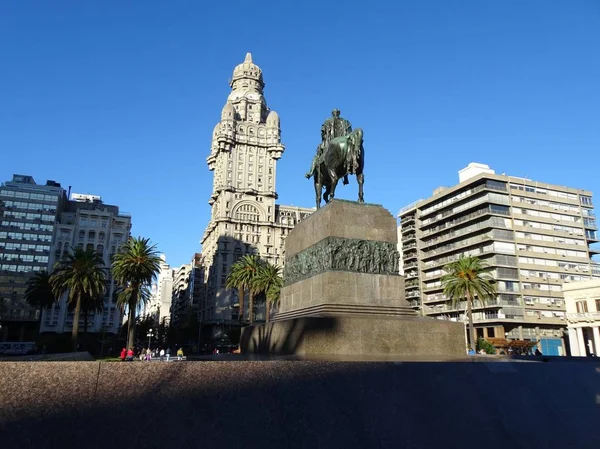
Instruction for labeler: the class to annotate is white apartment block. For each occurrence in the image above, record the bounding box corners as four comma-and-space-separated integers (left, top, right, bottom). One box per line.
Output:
564, 279, 600, 356
156, 255, 174, 326
40, 194, 131, 334
398, 163, 599, 355
200, 53, 313, 339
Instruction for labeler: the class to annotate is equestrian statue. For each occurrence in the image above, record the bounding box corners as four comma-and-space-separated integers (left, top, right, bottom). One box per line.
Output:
305, 109, 364, 209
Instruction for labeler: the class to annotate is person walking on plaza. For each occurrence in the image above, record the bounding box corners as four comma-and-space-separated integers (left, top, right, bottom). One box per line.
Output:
126, 348, 134, 361
177, 347, 184, 360
166, 347, 171, 362
120, 347, 127, 361
159, 348, 165, 361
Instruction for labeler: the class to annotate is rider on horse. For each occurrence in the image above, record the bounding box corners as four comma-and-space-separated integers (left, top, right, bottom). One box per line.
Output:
305, 109, 352, 185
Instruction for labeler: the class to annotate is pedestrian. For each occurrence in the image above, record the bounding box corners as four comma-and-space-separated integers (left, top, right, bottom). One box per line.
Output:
166, 347, 171, 362
120, 347, 127, 361
177, 347, 184, 360
139, 348, 145, 361
159, 348, 165, 361
126, 348, 134, 361
146, 348, 151, 361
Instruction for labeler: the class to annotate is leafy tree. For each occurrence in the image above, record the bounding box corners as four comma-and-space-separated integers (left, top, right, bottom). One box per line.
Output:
441, 255, 496, 352
112, 237, 161, 349
24, 270, 57, 332
477, 338, 496, 355
50, 248, 107, 351
251, 262, 283, 323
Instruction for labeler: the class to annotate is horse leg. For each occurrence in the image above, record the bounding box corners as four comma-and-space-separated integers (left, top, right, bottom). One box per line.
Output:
328, 169, 339, 201
314, 171, 321, 209
357, 172, 364, 203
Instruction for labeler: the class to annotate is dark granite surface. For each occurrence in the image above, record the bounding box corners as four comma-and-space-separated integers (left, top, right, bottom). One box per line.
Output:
0, 360, 598, 449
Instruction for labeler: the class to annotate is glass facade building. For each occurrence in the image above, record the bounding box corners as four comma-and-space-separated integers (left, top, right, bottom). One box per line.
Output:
0, 175, 66, 342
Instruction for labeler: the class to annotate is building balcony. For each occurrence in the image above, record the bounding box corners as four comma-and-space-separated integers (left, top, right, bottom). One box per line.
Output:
584, 219, 597, 230
422, 205, 509, 238
405, 270, 419, 279
404, 251, 418, 261
425, 299, 521, 315
421, 234, 493, 260
401, 233, 416, 243
566, 312, 600, 322
589, 246, 600, 255
419, 183, 491, 219
421, 193, 510, 227
423, 283, 443, 293
405, 279, 420, 288
401, 215, 415, 225
406, 290, 420, 299
403, 261, 419, 270
401, 224, 416, 234
403, 242, 417, 251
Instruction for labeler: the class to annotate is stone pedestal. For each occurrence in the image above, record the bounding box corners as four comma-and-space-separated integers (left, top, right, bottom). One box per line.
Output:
241, 200, 465, 358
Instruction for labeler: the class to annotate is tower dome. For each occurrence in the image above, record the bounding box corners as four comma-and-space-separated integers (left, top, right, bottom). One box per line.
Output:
266, 110, 280, 128
221, 102, 236, 121
230, 53, 264, 89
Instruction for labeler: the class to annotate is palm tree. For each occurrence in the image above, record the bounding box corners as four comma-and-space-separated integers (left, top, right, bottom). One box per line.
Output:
226, 255, 263, 325
226, 264, 246, 324
251, 262, 283, 323
112, 237, 161, 350
441, 255, 496, 352
24, 270, 57, 333
79, 293, 105, 334
50, 248, 107, 351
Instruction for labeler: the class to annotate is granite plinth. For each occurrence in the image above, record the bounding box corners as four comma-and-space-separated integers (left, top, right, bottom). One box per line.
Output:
284, 199, 397, 260
278, 271, 409, 318
240, 315, 466, 357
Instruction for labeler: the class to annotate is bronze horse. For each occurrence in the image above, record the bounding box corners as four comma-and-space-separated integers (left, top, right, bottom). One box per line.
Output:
311, 128, 364, 209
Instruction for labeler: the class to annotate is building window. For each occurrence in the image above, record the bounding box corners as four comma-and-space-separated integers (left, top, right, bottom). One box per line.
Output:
595, 299, 600, 312
576, 301, 588, 313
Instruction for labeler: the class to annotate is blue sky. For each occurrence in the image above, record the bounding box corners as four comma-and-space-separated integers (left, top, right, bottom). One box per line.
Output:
1, 1, 599, 267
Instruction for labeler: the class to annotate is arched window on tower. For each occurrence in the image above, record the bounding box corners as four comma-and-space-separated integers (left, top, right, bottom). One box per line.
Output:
234, 204, 260, 223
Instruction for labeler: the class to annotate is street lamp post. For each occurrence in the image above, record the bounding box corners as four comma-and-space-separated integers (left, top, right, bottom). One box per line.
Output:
147, 328, 154, 349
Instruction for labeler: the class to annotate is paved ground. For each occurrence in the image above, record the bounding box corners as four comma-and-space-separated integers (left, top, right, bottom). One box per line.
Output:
0, 359, 598, 448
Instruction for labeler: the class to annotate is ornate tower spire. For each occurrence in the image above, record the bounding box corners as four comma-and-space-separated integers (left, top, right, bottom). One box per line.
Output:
200, 53, 313, 339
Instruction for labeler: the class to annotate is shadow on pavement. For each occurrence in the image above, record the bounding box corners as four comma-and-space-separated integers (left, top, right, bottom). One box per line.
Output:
0, 359, 599, 449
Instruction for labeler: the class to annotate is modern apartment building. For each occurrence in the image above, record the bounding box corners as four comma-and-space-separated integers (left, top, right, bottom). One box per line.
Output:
170, 263, 192, 328
398, 163, 599, 355
155, 255, 174, 326
40, 193, 131, 334
0, 175, 67, 342
170, 253, 205, 329
200, 53, 312, 340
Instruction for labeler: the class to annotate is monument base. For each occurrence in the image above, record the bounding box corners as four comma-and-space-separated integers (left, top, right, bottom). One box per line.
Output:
240, 315, 466, 358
